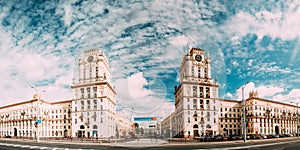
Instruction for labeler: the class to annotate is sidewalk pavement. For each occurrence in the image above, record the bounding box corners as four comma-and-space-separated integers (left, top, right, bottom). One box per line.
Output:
112, 138, 168, 147
1, 137, 300, 147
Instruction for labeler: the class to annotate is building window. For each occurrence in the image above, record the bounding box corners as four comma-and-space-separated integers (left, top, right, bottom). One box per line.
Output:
81, 101, 84, 110
81, 88, 84, 98
200, 87, 203, 98
96, 67, 98, 78
89, 67, 92, 78
193, 99, 197, 109
205, 87, 210, 98
87, 100, 90, 110
188, 117, 190, 123
83, 68, 86, 79
198, 67, 201, 78
206, 100, 210, 109
93, 87, 97, 97
200, 100, 204, 109
191, 66, 194, 77
94, 100, 97, 109
193, 86, 197, 97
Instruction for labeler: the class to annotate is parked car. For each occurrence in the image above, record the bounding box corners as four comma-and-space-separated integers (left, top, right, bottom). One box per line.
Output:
260, 134, 267, 139
213, 135, 223, 142
279, 134, 285, 138
203, 135, 214, 142
228, 135, 237, 141
246, 134, 262, 140
272, 134, 279, 138
222, 136, 229, 141
235, 135, 243, 140
267, 135, 273, 139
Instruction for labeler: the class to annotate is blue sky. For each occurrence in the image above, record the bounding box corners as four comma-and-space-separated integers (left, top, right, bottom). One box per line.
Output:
0, 0, 299, 119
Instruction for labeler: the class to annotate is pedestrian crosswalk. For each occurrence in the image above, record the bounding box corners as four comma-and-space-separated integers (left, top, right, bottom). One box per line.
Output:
0, 142, 96, 150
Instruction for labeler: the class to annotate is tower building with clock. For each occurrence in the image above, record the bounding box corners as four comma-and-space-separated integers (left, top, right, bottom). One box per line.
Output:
71, 49, 117, 138
160, 47, 220, 138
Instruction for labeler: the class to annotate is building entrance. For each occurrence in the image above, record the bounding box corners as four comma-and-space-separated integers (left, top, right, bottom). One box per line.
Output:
275, 126, 279, 135
193, 124, 199, 137
14, 128, 17, 136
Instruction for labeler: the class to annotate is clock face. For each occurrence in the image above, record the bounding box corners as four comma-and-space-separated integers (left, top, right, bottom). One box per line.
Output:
195, 54, 202, 62
87, 56, 94, 63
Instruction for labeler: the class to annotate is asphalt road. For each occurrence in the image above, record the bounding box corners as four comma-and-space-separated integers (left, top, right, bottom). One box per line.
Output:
1, 138, 300, 150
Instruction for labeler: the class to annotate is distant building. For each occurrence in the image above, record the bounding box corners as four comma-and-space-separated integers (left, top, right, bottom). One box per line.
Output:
0, 95, 72, 138
220, 91, 300, 136
0, 49, 131, 139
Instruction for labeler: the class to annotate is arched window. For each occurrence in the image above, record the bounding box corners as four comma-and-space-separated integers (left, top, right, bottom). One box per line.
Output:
206, 124, 211, 128
193, 124, 199, 128
93, 125, 97, 129
80, 125, 85, 129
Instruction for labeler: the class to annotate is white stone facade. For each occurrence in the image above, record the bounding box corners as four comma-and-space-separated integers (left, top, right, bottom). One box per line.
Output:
161, 48, 220, 138
0, 95, 72, 138
71, 49, 117, 138
0, 49, 132, 139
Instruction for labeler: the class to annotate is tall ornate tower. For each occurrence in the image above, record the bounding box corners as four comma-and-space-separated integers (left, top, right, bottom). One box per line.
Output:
71, 49, 116, 138
174, 47, 219, 138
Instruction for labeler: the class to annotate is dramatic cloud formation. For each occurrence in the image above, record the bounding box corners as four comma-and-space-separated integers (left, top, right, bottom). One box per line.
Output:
0, 0, 299, 119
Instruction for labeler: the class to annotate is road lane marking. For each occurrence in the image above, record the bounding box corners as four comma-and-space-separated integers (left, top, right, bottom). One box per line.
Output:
0, 142, 95, 150
194, 140, 294, 150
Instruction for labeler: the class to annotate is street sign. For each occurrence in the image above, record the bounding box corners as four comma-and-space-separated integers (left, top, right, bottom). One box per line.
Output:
36, 120, 42, 124
134, 117, 157, 121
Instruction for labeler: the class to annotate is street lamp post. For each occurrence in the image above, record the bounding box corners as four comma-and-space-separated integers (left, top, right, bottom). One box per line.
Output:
31, 86, 40, 142
291, 102, 299, 138
240, 82, 249, 142
296, 104, 299, 138
31, 86, 45, 142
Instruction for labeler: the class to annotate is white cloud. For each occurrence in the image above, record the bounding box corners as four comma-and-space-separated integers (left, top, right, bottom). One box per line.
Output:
223, 2, 300, 40
273, 89, 300, 103
235, 82, 284, 100
225, 92, 233, 98
248, 59, 253, 66
114, 71, 174, 121
169, 35, 190, 46
255, 85, 284, 98
64, 4, 72, 26
232, 61, 239, 67
127, 72, 153, 99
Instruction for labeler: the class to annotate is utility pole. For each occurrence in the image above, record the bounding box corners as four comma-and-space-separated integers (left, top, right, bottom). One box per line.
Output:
31, 87, 45, 143
32, 86, 40, 142
291, 102, 299, 138
297, 104, 299, 138
170, 113, 172, 138
239, 81, 249, 143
